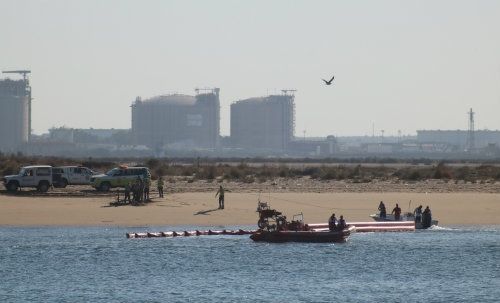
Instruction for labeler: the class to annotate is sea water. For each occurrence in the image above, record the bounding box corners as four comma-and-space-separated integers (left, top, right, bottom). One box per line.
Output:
1, 225, 499, 303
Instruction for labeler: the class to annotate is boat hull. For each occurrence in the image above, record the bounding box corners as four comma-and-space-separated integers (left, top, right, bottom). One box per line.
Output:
250, 226, 355, 243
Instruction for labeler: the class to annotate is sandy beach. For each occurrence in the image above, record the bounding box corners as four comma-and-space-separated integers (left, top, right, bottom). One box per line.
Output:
0, 192, 498, 226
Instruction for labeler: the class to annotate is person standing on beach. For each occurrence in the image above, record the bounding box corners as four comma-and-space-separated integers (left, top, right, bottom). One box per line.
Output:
215, 185, 230, 209
131, 180, 138, 203
143, 178, 150, 202
392, 203, 402, 221
157, 176, 164, 198
134, 177, 143, 203
124, 182, 131, 203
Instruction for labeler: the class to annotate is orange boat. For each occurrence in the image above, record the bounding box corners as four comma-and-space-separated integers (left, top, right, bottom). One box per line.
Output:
250, 201, 355, 243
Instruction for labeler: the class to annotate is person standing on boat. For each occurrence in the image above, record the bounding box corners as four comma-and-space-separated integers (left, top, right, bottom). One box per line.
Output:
337, 215, 347, 230
392, 203, 402, 221
328, 213, 337, 231
378, 201, 387, 218
215, 185, 230, 209
422, 206, 432, 228
414, 205, 423, 223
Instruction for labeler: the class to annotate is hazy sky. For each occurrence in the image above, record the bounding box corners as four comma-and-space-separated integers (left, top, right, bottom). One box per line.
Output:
1, 0, 499, 137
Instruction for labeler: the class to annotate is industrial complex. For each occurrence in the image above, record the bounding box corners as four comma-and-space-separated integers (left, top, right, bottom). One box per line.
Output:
1, 70, 499, 158
131, 88, 220, 150
0, 70, 31, 152
230, 92, 295, 151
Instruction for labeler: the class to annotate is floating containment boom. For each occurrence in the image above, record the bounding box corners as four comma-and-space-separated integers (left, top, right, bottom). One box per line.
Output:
126, 229, 255, 238
126, 221, 415, 239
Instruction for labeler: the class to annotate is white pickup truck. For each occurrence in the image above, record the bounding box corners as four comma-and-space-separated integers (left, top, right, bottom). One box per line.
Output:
52, 166, 96, 188
2, 165, 53, 192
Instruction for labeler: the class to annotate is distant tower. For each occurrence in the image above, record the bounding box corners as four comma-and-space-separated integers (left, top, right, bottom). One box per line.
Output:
466, 108, 475, 152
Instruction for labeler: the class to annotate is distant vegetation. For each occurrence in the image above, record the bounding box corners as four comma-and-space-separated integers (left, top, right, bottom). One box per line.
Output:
1, 154, 500, 183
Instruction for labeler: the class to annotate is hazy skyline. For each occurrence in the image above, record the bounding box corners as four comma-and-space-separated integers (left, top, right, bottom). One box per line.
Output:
1, 0, 499, 137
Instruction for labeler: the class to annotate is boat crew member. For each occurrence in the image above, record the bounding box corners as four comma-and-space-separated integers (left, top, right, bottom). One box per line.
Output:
414, 205, 423, 223
328, 213, 337, 231
378, 201, 387, 218
392, 203, 402, 221
337, 215, 347, 230
215, 185, 230, 209
422, 206, 432, 228
157, 176, 164, 198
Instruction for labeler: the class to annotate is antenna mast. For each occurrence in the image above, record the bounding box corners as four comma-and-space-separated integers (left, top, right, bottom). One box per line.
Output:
466, 108, 475, 152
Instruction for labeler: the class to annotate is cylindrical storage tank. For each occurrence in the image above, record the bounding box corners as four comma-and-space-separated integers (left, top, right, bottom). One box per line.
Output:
0, 79, 29, 152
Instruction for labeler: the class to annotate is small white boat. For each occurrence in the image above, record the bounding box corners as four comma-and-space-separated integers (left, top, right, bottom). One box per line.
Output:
370, 212, 438, 229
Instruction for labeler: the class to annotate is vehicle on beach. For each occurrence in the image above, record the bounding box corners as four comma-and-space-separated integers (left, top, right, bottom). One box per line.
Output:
2, 165, 53, 192
90, 166, 151, 191
52, 166, 97, 188
250, 201, 354, 243
369, 212, 438, 229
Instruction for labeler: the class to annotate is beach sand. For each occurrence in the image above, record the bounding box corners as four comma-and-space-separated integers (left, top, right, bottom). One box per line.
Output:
0, 192, 498, 226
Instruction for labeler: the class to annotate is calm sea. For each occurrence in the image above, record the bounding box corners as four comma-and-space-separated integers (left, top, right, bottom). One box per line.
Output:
1, 225, 499, 302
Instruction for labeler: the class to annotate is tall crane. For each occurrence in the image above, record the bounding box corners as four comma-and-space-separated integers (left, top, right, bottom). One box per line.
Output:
2, 70, 32, 141
281, 89, 297, 96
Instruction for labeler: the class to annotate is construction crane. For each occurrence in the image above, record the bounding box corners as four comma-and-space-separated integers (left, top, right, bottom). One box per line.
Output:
194, 87, 220, 96
2, 70, 32, 141
281, 89, 297, 96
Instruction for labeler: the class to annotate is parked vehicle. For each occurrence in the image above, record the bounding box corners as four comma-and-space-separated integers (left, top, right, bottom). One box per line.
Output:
52, 166, 96, 188
90, 166, 151, 191
2, 165, 53, 192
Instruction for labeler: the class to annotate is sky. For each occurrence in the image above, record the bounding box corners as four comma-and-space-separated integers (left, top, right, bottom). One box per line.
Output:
1, 0, 499, 137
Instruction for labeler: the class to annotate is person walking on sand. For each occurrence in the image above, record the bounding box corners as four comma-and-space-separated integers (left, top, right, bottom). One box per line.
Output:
157, 176, 164, 198
215, 185, 230, 209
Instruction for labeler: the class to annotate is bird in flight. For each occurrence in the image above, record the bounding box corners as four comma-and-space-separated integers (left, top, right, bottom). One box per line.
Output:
322, 75, 335, 85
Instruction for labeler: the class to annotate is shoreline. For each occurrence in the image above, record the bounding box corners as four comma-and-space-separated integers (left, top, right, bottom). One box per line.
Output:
1, 192, 499, 227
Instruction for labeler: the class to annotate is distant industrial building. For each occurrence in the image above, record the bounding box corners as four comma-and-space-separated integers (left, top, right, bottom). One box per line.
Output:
288, 136, 338, 156
417, 130, 500, 150
0, 71, 31, 152
131, 88, 220, 149
230, 92, 295, 150
49, 127, 130, 144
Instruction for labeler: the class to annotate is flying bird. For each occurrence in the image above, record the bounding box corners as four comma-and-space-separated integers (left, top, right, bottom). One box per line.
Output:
322, 75, 335, 85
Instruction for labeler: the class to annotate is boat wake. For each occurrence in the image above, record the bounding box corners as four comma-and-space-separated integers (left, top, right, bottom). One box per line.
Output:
427, 225, 456, 231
